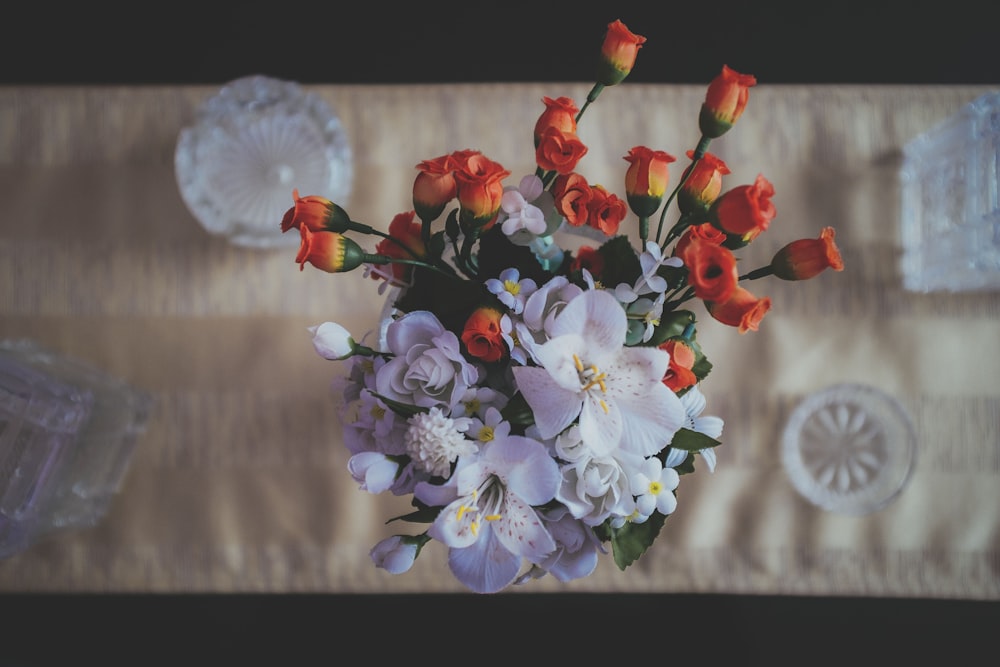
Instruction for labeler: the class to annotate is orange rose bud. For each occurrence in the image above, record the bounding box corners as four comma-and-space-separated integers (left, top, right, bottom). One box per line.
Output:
534, 96, 579, 148
699, 65, 757, 138
374, 211, 426, 282
461, 306, 506, 363
551, 172, 593, 227
413, 154, 458, 222
706, 286, 772, 334
623, 145, 676, 218
710, 173, 776, 241
677, 236, 738, 303
660, 339, 697, 392
454, 153, 511, 230
770, 226, 844, 280
678, 151, 730, 215
587, 185, 628, 236
597, 19, 646, 86
535, 126, 589, 175
296, 226, 368, 274
281, 189, 352, 233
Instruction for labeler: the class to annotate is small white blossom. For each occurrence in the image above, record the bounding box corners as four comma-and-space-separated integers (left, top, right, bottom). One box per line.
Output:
630, 456, 680, 517
485, 267, 537, 315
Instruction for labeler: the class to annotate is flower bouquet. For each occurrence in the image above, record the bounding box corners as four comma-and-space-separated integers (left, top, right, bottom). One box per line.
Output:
281, 19, 844, 593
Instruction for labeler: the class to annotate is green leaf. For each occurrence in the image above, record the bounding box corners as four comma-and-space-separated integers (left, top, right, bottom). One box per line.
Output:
387, 506, 440, 524
672, 452, 697, 475
610, 511, 667, 570
387, 498, 441, 524
369, 392, 429, 418
646, 309, 696, 347
596, 235, 642, 289
500, 392, 535, 427
669, 427, 721, 451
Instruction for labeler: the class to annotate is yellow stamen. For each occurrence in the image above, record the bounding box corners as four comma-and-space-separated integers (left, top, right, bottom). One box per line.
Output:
573, 354, 584, 372
478, 426, 495, 442
485, 514, 501, 521
649, 481, 662, 495
503, 279, 521, 295
599, 399, 609, 414
470, 521, 479, 536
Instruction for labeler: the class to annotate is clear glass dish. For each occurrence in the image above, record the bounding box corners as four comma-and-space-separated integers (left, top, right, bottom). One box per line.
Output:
781, 383, 917, 516
175, 75, 354, 249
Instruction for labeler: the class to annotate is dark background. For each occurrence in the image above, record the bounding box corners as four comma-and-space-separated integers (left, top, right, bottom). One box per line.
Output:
2, 0, 998, 662
3, 0, 998, 85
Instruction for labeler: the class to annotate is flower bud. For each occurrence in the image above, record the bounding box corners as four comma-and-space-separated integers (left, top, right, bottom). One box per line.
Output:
280, 189, 353, 233
623, 146, 676, 218
596, 19, 646, 86
308, 321, 356, 360
699, 65, 757, 138
295, 226, 368, 273
413, 154, 458, 223
454, 153, 511, 230
678, 151, 730, 215
770, 226, 844, 280
534, 96, 579, 148
370, 535, 419, 574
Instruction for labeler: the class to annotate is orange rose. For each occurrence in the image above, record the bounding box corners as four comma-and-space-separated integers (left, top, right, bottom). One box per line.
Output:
535, 126, 588, 175
454, 153, 511, 230
296, 226, 367, 274
710, 173, 776, 241
280, 188, 352, 233
672, 222, 727, 259
571, 245, 605, 279
597, 19, 646, 86
551, 173, 592, 227
461, 306, 506, 363
623, 145, 676, 218
678, 237, 738, 303
678, 151, 730, 215
534, 96, 579, 147
373, 211, 425, 282
660, 339, 697, 392
706, 286, 772, 334
587, 185, 627, 237
770, 226, 844, 280
699, 64, 758, 138
413, 154, 458, 222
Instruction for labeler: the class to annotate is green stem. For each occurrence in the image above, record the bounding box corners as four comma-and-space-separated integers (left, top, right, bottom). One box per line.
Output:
740, 266, 774, 281
656, 135, 712, 247
639, 215, 649, 244
367, 254, 457, 280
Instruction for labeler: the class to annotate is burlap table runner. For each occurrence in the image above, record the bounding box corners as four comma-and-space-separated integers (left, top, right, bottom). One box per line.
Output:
1, 83, 997, 597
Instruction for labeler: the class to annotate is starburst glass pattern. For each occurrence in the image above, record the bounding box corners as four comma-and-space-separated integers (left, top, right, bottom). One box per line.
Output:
781, 384, 916, 516
175, 76, 353, 248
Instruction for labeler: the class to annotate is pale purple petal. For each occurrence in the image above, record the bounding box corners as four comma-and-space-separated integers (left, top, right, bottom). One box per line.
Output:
446, 525, 522, 594
511, 366, 582, 439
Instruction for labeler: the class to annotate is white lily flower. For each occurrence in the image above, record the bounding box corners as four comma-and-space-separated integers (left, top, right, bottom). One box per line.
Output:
512, 289, 685, 458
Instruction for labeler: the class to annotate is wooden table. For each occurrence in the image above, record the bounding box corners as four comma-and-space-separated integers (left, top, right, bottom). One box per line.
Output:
1, 83, 998, 597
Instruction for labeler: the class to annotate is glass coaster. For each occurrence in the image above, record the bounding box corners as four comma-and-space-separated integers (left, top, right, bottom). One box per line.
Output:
175, 75, 353, 249
781, 383, 917, 516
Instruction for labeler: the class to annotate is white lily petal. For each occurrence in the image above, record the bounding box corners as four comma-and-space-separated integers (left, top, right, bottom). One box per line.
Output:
511, 367, 582, 439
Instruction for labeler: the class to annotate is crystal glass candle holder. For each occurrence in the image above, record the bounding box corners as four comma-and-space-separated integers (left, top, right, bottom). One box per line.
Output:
781, 383, 917, 516
175, 75, 354, 249
0, 340, 153, 558
899, 91, 1000, 292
